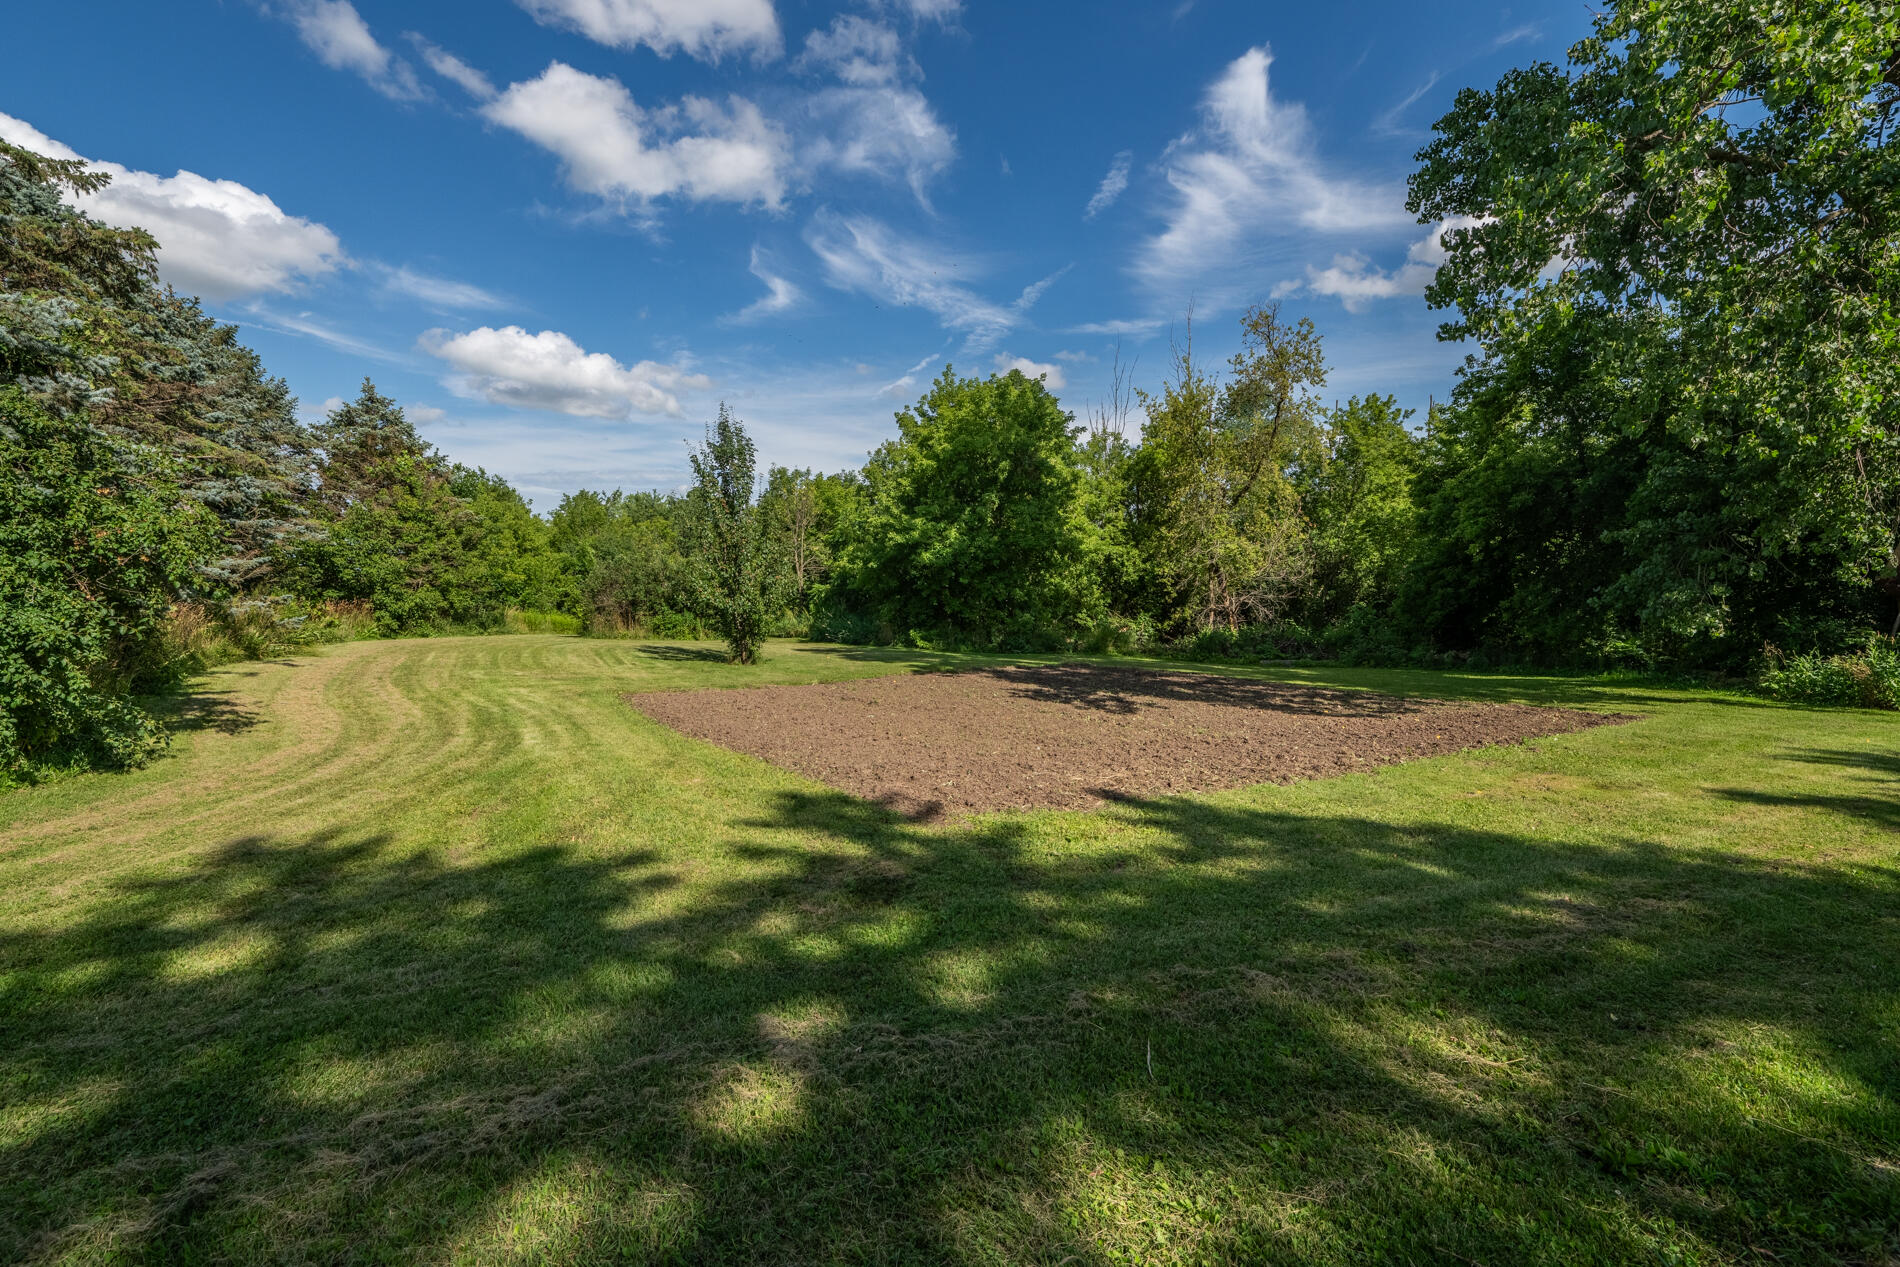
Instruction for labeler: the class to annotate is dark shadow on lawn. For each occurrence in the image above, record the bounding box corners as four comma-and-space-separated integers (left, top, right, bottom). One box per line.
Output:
981, 661, 1426, 717
632, 643, 733, 664
3, 787, 1897, 1262
1713, 748, 1900, 834
152, 690, 267, 737
797, 643, 1713, 714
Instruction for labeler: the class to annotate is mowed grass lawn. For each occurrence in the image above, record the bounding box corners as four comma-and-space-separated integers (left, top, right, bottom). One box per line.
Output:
2, 637, 1897, 1265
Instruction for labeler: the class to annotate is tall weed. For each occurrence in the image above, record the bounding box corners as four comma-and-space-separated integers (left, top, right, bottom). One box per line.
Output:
502, 609, 582, 636
1756, 637, 1900, 710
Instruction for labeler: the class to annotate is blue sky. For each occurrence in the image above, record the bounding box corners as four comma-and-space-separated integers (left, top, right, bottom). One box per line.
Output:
4, 0, 1582, 506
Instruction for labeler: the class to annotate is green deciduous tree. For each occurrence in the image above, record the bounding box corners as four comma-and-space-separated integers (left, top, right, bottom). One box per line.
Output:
684, 406, 785, 663
1410, 0, 1900, 662
0, 390, 216, 772
1133, 305, 1325, 632
835, 366, 1099, 646
551, 490, 696, 635
1298, 394, 1424, 628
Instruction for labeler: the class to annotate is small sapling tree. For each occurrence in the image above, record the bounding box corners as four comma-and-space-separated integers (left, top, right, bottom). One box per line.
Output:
685, 406, 786, 663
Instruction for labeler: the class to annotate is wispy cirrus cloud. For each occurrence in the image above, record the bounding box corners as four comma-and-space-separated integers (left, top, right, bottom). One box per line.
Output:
722, 247, 804, 325
868, 0, 962, 23
407, 34, 495, 100
1084, 150, 1132, 220
794, 15, 955, 207
514, 0, 781, 62
1371, 71, 1442, 137
1134, 45, 1411, 298
244, 306, 407, 362
376, 265, 507, 312
806, 212, 1061, 354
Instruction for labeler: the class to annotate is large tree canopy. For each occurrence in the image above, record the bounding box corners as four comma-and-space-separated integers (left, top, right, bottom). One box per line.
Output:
1, 140, 313, 770
1410, 0, 1900, 661
835, 367, 1098, 646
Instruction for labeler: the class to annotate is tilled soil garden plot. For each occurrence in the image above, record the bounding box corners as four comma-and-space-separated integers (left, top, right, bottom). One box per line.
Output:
630, 663, 1632, 818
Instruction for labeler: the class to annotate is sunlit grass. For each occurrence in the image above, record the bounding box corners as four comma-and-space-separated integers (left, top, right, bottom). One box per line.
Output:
1, 636, 1896, 1263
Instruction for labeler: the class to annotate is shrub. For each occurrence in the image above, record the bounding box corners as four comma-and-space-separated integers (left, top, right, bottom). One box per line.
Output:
1077, 613, 1159, 656
1, 392, 217, 775
1757, 638, 1900, 710
1171, 621, 1324, 664
159, 598, 379, 677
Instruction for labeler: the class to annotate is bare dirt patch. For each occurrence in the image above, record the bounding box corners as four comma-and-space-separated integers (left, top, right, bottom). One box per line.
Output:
628, 663, 1632, 820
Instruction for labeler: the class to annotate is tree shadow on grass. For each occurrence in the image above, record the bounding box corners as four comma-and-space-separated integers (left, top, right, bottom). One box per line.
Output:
631, 642, 733, 664
796, 643, 1754, 714
150, 689, 267, 737
979, 661, 1428, 717
1712, 747, 1900, 834
2, 787, 1897, 1262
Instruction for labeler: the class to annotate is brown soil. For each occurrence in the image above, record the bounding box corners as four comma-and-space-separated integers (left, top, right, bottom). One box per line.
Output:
628, 663, 1632, 820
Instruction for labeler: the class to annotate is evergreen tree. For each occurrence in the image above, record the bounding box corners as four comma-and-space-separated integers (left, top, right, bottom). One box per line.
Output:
313, 380, 430, 513
0, 139, 314, 770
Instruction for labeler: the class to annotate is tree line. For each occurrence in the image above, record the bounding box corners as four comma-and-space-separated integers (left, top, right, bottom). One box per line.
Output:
4, 0, 1897, 776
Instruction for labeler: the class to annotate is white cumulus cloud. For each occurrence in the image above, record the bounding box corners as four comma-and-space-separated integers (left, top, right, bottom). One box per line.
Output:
279, 0, 422, 99
483, 62, 789, 208
515, 0, 780, 62
0, 112, 345, 302
1299, 215, 1485, 311
421, 324, 712, 418
993, 354, 1066, 389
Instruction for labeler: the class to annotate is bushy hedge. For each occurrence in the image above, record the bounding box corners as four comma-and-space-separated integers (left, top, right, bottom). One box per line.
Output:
1757, 639, 1900, 710
0, 393, 217, 774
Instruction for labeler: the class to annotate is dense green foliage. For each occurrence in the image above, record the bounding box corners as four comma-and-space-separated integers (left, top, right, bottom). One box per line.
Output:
0, 389, 214, 769
284, 383, 565, 636
548, 490, 697, 636
1406, 0, 1900, 666
826, 367, 1097, 645
0, 144, 570, 775
1757, 635, 1900, 710
0, 140, 298, 774
684, 406, 786, 664
10, 0, 1899, 778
